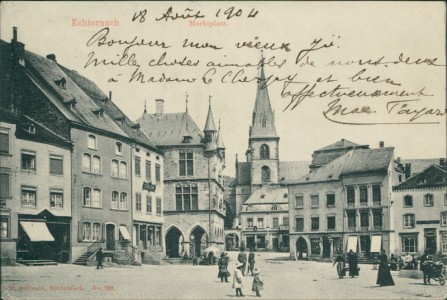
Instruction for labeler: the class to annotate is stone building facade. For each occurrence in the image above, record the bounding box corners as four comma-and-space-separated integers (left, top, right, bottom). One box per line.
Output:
138, 99, 226, 258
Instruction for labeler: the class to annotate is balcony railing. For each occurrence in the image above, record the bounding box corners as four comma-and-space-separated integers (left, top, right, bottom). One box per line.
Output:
360, 226, 369, 231
347, 202, 355, 208
360, 202, 368, 207
373, 225, 382, 230
373, 201, 381, 206
347, 226, 356, 232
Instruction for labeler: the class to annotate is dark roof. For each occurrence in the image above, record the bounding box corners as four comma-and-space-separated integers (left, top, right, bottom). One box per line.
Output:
243, 186, 289, 205
138, 112, 204, 146
204, 104, 217, 132
394, 164, 446, 190
310, 139, 369, 168
23, 49, 129, 137
290, 147, 394, 184
59, 65, 158, 151
342, 147, 394, 176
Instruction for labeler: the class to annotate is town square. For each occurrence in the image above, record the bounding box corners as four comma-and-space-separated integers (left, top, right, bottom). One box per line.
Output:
1, 2, 446, 300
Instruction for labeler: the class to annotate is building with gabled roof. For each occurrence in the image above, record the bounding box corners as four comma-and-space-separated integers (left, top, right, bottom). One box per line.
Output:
288, 145, 403, 260
138, 98, 226, 258
392, 163, 447, 257
230, 65, 309, 252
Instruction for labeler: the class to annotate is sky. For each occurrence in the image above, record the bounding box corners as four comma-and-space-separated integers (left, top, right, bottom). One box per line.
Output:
1, 1, 446, 177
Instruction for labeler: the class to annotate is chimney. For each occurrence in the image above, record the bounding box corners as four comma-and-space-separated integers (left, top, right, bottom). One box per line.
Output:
379, 141, 384, 148
440, 158, 446, 168
397, 157, 401, 164
109, 91, 112, 101
46, 54, 57, 62
405, 163, 411, 179
13, 27, 17, 42
11, 27, 25, 66
155, 99, 164, 115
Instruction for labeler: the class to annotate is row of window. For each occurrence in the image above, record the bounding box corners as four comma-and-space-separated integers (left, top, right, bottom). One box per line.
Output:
246, 217, 290, 228
403, 193, 447, 207
20, 186, 64, 208
346, 185, 381, 204
135, 224, 162, 246
346, 210, 383, 229
294, 216, 337, 231
403, 212, 447, 228
135, 193, 162, 215
83, 155, 161, 181
295, 193, 336, 208
398, 235, 447, 254
20, 151, 64, 175
87, 135, 124, 156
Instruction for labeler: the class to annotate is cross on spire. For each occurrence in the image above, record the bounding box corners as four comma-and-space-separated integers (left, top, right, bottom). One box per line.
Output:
209, 95, 212, 106
143, 100, 147, 114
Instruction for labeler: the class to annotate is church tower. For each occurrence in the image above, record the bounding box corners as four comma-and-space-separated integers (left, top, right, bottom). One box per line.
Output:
248, 63, 280, 187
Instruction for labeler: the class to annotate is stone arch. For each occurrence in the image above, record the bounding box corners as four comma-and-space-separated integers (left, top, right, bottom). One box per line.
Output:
260, 144, 270, 159
261, 165, 271, 183
165, 226, 184, 258
189, 225, 208, 257
225, 233, 240, 251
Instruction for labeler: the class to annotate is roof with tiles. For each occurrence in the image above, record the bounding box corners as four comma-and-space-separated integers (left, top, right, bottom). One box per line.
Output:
243, 186, 289, 206
400, 158, 442, 176
290, 147, 394, 184
138, 111, 204, 146
393, 164, 446, 190
23, 50, 129, 137
59, 65, 158, 150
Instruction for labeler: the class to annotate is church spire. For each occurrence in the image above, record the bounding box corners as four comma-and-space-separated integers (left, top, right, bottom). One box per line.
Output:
250, 52, 278, 139
204, 95, 217, 132
216, 118, 225, 149
204, 95, 217, 151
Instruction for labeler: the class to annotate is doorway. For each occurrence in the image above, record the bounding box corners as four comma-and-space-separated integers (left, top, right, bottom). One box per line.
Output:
106, 224, 115, 250
296, 237, 308, 260
424, 229, 437, 254
165, 227, 183, 258
322, 236, 331, 258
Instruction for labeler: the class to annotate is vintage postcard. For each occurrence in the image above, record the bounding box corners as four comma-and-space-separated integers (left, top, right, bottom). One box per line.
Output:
0, 1, 446, 299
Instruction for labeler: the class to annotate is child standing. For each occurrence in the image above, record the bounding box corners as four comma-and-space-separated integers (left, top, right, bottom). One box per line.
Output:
252, 268, 264, 297
232, 262, 245, 297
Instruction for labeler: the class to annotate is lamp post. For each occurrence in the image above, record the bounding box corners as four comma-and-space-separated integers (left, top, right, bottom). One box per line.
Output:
208, 154, 212, 247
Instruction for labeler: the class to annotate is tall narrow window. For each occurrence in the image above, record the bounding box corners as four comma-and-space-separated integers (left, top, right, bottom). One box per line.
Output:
155, 164, 161, 182
88, 135, 96, 150
146, 195, 152, 214
83, 188, 91, 206
261, 166, 270, 182
311, 195, 319, 207
119, 193, 127, 210
403, 214, 415, 228
179, 150, 194, 176
175, 183, 198, 211
135, 193, 142, 211
295, 218, 304, 231
326, 193, 335, 207
261, 117, 267, 128
260, 144, 270, 159
0, 218, 9, 238
0, 172, 10, 199
404, 195, 413, 207
0, 129, 9, 154
49, 155, 63, 175
145, 160, 151, 180
327, 216, 336, 230
359, 186, 368, 205
347, 186, 355, 206
83, 223, 91, 241
111, 160, 119, 177
111, 191, 119, 209
295, 195, 304, 208
119, 162, 127, 179
372, 185, 381, 204
360, 211, 369, 228
156, 197, 162, 215
92, 189, 101, 208
92, 223, 101, 241
82, 154, 91, 172
311, 217, 319, 230
135, 157, 141, 176
115, 142, 122, 155
347, 211, 356, 229
424, 194, 434, 207
92, 156, 101, 174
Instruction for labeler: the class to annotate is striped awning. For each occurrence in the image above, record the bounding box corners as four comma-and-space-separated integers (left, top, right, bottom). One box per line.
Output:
20, 221, 55, 242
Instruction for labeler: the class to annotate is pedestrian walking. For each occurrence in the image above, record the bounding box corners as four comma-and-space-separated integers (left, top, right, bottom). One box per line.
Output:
420, 250, 431, 285
332, 252, 345, 279
347, 249, 358, 278
218, 253, 230, 283
238, 248, 248, 276
232, 262, 245, 297
248, 249, 256, 276
252, 267, 264, 297
96, 247, 104, 269
376, 250, 395, 286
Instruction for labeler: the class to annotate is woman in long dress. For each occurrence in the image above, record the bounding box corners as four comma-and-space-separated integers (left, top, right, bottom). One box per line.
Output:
376, 250, 395, 286
333, 252, 345, 279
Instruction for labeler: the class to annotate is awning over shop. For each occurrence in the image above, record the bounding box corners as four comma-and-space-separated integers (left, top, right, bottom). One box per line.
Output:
119, 225, 131, 240
370, 235, 382, 253
20, 221, 55, 242
347, 236, 358, 252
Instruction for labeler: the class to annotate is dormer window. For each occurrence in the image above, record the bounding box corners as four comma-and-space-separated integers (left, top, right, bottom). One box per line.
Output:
25, 124, 35, 134
260, 193, 265, 199
114, 116, 125, 126
64, 98, 76, 109
182, 135, 192, 144
130, 123, 140, 133
54, 77, 66, 89
92, 108, 104, 117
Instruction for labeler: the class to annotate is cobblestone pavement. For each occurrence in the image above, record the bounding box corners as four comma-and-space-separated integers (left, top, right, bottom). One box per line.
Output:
1, 252, 446, 300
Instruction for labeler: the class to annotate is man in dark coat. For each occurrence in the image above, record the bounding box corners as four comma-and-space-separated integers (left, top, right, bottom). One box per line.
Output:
237, 248, 248, 276
248, 249, 256, 276
96, 247, 104, 269
347, 249, 358, 278
420, 250, 431, 285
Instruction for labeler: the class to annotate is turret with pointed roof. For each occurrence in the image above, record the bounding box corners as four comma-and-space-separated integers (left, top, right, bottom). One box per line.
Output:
204, 96, 217, 152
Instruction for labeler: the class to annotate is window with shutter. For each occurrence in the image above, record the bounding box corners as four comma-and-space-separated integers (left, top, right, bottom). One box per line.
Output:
0, 129, 9, 154
50, 155, 63, 175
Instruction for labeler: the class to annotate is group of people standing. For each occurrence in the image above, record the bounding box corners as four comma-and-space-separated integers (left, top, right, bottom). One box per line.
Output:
333, 249, 395, 286
217, 248, 264, 297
